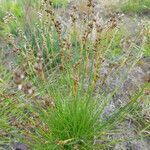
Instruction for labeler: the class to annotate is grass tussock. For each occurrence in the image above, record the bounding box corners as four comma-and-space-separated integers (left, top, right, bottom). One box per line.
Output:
0, 0, 149, 149
121, 0, 150, 14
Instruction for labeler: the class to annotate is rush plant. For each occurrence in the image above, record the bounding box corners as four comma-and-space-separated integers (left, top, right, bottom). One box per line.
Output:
0, 0, 148, 149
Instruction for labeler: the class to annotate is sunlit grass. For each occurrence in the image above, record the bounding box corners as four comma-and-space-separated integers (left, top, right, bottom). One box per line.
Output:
121, 0, 150, 14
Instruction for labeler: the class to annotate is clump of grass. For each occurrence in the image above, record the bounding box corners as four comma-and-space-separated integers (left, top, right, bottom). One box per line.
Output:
0, 0, 42, 37
121, 0, 150, 14
0, 0, 148, 149
52, 0, 69, 8
143, 24, 150, 56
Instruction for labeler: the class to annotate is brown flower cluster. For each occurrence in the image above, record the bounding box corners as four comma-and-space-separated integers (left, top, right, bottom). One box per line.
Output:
13, 70, 35, 95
